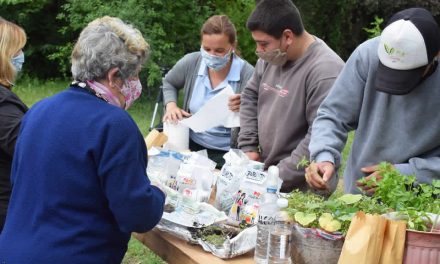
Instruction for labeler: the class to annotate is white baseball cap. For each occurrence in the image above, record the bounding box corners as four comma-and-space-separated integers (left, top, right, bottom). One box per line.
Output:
375, 8, 440, 95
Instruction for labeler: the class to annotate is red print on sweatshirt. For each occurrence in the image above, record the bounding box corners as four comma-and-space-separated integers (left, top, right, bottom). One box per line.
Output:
262, 83, 289, 97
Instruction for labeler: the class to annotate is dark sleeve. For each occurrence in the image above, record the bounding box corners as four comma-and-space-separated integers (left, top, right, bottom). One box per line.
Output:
0, 95, 27, 157
97, 114, 165, 233
278, 75, 343, 190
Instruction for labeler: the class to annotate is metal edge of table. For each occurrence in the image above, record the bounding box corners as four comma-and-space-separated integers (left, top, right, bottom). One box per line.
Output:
133, 229, 255, 264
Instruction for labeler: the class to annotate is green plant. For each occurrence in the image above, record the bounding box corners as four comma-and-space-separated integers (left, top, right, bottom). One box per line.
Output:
296, 156, 311, 170
360, 162, 440, 231
285, 189, 388, 234
363, 16, 383, 39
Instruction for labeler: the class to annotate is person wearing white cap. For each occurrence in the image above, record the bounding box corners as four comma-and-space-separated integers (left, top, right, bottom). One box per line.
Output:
305, 8, 440, 194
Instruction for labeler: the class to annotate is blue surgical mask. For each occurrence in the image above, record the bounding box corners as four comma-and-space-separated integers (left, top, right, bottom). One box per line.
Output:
200, 47, 232, 71
11, 52, 25, 72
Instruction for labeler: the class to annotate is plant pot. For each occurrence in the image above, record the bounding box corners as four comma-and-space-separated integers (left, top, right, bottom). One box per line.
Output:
403, 229, 440, 264
291, 227, 344, 264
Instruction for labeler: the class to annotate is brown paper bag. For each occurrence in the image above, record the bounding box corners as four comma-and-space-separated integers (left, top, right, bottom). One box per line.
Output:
144, 129, 168, 150
338, 212, 406, 264
378, 219, 406, 264
338, 212, 387, 264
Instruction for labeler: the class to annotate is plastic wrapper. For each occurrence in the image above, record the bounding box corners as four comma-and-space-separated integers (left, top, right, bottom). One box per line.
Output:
148, 149, 217, 203
294, 223, 344, 240
156, 184, 257, 258
198, 224, 257, 259
157, 220, 257, 258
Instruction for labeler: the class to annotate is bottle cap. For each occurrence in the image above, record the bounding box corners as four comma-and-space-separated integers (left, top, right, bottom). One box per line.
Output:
276, 198, 288, 208
267, 165, 279, 190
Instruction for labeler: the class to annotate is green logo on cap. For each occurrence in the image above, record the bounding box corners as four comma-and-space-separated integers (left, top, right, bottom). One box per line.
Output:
384, 43, 406, 57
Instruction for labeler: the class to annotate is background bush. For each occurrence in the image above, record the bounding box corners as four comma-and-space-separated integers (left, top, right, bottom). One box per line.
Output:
1, 0, 440, 89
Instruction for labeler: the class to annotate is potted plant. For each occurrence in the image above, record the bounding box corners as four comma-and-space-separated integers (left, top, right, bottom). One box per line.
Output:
362, 163, 440, 264
285, 190, 388, 264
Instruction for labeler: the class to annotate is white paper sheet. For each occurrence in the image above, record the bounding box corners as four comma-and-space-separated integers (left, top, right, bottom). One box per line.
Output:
180, 85, 240, 132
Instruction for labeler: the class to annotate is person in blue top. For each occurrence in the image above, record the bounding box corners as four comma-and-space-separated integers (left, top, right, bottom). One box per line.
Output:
162, 15, 254, 167
0, 16, 165, 263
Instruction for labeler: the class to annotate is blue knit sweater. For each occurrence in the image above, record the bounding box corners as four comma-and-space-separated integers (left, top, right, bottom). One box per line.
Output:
0, 86, 165, 263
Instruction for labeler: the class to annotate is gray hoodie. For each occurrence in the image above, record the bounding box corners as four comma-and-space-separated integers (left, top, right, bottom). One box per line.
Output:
239, 38, 344, 192
310, 37, 440, 194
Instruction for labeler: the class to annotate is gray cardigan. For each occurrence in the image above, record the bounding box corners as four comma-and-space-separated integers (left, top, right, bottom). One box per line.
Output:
162, 51, 254, 148
162, 51, 254, 111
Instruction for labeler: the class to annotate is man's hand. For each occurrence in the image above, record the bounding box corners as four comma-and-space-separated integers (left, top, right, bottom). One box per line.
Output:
163, 102, 191, 123
305, 162, 335, 190
228, 94, 241, 112
356, 164, 384, 195
245, 151, 260, 161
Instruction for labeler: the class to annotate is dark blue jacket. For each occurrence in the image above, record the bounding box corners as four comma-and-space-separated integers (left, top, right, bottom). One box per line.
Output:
0, 86, 165, 263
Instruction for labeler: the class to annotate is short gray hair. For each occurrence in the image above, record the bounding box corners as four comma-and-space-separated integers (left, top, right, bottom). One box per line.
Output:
71, 16, 150, 81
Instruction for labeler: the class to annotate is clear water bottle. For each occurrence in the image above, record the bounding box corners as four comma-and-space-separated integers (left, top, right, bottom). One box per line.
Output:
254, 166, 279, 264
268, 198, 292, 264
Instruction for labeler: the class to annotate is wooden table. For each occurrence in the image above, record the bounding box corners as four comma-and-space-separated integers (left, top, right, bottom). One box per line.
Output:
134, 229, 255, 264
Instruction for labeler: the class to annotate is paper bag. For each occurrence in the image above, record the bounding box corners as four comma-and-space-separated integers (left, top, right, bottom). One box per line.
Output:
338, 212, 406, 264
378, 218, 406, 264
145, 129, 168, 150
338, 212, 387, 264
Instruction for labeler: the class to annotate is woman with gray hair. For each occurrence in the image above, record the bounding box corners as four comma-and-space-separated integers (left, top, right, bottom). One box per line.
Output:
0, 16, 165, 263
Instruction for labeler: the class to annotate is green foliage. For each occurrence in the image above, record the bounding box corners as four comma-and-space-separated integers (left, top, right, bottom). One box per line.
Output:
296, 156, 311, 169
3, 0, 440, 85
294, 0, 440, 60
360, 162, 440, 231
0, 0, 69, 78
363, 16, 384, 39
214, 0, 256, 65
285, 190, 388, 234
122, 237, 165, 264
55, 0, 217, 87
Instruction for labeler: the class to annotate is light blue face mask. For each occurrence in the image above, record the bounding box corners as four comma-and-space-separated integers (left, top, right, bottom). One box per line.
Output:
11, 52, 25, 72
200, 47, 232, 71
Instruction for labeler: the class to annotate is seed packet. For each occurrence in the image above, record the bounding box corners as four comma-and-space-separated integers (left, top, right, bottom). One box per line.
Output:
228, 168, 267, 226
215, 149, 249, 212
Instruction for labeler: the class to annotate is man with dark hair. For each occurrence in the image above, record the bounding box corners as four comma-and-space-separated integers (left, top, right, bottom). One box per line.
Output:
306, 8, 440, 194
238, 0, 344, 192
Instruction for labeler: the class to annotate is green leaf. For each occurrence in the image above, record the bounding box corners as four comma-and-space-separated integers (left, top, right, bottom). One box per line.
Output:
337, 214, 355, 221
384, 43, 391, 54
294, 212, 317, 227
337, 194, 362, 204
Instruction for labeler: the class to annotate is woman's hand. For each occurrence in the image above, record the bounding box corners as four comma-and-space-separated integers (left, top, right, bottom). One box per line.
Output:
163, 102, 191, 123
228, 94, 241, 112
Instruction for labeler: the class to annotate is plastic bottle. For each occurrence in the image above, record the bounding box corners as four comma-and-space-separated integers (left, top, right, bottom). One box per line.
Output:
268, 198, 293, 264
254, 165, 279, 264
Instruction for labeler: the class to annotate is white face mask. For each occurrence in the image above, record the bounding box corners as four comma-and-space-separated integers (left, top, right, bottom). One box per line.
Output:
200, 47, 232, 71
120, 78, 142, 109
11, 52, 25, 72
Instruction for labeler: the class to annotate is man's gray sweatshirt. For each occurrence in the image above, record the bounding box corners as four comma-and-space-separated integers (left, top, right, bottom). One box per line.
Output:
239, 38, 344, 192
310, 37, 440, 194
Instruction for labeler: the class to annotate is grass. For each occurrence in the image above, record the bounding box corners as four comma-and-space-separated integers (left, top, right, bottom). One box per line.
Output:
13, 77, 164, 263
12, 77, 354, 263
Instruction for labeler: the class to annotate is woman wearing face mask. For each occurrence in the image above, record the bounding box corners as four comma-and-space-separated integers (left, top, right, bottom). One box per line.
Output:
0, 18, 27, 233
162, 15, 254, 167
0, 17, 165, 263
